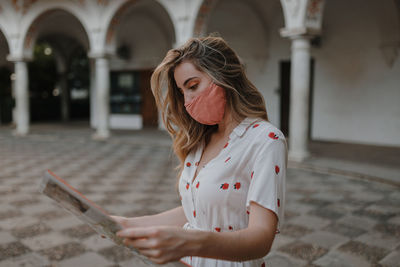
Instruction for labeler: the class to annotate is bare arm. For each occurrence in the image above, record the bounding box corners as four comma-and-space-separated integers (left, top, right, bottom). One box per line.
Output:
112, 206, 187, 229
190, 202, 277, 261
117, 202, 277, 264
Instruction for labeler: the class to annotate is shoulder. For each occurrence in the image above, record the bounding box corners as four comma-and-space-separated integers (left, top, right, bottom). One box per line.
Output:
244, 120, 288, 165
245, 119, 286, 144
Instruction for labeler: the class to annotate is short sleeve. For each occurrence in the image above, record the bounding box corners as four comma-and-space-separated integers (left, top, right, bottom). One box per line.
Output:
246, 131, 287, 232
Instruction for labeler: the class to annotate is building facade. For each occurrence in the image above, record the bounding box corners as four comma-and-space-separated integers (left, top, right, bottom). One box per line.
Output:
0, 0, 399, 161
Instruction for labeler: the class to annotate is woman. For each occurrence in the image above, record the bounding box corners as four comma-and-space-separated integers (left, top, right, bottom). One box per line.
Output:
114, 36, 287, 267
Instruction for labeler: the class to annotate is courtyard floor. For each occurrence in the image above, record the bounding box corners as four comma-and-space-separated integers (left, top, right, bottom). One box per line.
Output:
0, 123, 399, 267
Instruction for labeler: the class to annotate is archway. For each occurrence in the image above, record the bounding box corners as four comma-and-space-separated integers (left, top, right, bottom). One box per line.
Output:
0, 30, 12, 124
105, 0, 175, 129
24, 8, 90, 123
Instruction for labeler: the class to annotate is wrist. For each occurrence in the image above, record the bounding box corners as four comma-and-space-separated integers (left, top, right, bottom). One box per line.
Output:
183, 230, 209, 257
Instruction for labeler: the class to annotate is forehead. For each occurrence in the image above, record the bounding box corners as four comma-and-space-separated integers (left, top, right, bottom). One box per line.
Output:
174, 61, 205, 87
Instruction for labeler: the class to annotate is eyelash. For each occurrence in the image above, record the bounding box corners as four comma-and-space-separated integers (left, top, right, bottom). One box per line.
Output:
189, 84, 198, 90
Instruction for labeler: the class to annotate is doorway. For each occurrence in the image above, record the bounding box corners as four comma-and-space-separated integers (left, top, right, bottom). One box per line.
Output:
139, 70, 158, 128
0, 66, 12, 124
110, 70, 158, 128
279, 59, 315, 138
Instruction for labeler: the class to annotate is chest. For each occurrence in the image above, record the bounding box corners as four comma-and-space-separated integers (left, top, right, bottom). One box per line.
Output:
194, 135, 230, 180
180, 137, 254, 205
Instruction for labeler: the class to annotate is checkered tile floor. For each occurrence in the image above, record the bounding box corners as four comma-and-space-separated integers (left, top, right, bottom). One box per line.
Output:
0, 126, 399, 266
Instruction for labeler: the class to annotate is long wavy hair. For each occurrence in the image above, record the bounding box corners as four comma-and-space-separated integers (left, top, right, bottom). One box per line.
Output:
151, 36, 268, 171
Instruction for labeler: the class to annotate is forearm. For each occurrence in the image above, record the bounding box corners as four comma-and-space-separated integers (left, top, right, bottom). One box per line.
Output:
186, 227, 275, 262
133, 206, 187, 228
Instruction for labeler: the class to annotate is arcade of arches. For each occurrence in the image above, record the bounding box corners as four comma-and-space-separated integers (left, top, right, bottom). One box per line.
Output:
0, 0, 399, 161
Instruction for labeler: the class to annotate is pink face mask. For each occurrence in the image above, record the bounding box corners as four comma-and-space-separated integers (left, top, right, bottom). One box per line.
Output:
184, 83, 226, 125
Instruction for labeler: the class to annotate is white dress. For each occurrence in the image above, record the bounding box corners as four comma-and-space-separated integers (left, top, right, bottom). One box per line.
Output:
179, 118, 287, 267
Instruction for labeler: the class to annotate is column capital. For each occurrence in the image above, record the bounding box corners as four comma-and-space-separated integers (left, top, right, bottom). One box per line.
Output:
280, 27, 320, 39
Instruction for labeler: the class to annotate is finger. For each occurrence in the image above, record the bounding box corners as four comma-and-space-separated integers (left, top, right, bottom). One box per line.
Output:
148, 255, 172, 265
117, 227, 159, 239
137, 248, 163, 259
124, 237, 158, 250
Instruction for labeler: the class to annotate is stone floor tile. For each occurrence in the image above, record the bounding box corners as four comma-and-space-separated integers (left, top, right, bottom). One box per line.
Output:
311, 191, 345, 202
300, 231, 349, 249
356, 231, 400, 250
379, 250, 400, 267
9, 197, 41, 207
323, 222, 366, 238
308, 206, 345, 220
98, 246, 134, 263
39, 242, 86, 261
20, 201, 59, 216
284, 210, 301, 221
61, 224, 97, 239
350, 191, 385, 203
278, 224, 313, 238
373, 223, 400, 239
298, 197, 330, 208
0, 209, 22, 220
278, 241, 328, 262
11, 222, 52, 239
82, 234, 115, 251
388, 215, 400, 225
0, 252, 50, 267
0, 215, 40, 230
264, 251, 307, 267
327, 201, 365, 214
271, 234, 295, 250
337, 214, 377, 231
21, 232, 74, 251
288, 215, 331, 230
57, 252, 113, 267
118, 257, 153, 267
313, 250, 371, 267
0, 231, 17, 245
0, 241, 31, 261
283, 202, 315, 215
34, 209, 69, 220
338, 240, 390, 264
364, 203, 400, 217
47, 215, 84, 231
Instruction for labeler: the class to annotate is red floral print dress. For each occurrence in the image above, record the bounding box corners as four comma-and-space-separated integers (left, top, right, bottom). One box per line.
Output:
179, 118, 287, 267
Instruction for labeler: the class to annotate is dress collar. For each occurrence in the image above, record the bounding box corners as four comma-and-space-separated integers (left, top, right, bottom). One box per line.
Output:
231, 117, 261, 138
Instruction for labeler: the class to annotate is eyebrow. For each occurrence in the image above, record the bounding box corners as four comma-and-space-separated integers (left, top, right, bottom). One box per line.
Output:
183, 77, 198, 87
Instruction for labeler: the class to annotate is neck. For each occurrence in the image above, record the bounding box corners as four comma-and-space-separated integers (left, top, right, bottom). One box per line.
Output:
216, 108, 240, 137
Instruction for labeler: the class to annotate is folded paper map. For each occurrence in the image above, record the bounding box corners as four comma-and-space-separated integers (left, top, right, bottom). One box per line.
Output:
39, 170, 190, 267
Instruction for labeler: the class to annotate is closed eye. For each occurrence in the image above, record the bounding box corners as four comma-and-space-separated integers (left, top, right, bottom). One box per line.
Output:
189, 84, 198, 90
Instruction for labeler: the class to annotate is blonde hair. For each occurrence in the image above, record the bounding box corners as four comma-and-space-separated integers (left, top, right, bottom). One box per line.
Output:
151, 36, 268, 171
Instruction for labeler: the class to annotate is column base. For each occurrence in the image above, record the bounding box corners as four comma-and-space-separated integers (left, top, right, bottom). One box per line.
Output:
289, 149, 310, 162
92, 131, 110, 140
13, 129, 29, 136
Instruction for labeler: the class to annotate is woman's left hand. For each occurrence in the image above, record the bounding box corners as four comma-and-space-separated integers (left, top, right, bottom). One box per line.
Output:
117, 226, 192, 264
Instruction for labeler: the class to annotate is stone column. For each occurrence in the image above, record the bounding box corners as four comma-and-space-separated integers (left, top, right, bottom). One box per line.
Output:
89, 59, 97, 129
93, 55, 110, 139
289, 36, 311, 161
14, 60, 29, 135
59, 72, 69, 122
